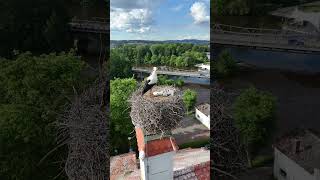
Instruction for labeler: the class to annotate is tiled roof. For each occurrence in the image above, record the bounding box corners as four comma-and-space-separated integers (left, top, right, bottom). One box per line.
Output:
110, 148, 210, 180
110, 152, 137, 180
196, 103, 210, 116
145, 138, 178, 157
135, 127, 178, 157
274, 129, 320, 174
174, 148, 210, 180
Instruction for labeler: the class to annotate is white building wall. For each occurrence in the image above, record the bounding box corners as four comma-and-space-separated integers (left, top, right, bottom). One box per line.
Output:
140, 152, 174, 180
195, 108, 210, 129
274, 148, 315, 180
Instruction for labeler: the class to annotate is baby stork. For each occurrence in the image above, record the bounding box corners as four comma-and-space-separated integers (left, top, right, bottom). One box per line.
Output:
142, 67, 158, 96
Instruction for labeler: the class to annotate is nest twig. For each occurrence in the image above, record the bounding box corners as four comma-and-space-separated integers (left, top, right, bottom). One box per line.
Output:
129, 86, 185, 136
211, 85, 247, 179
57, 79, 109, 180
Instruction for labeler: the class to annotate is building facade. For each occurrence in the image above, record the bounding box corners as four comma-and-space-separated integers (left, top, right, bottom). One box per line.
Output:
195, 103, 210, 130
273, 129, 320, 180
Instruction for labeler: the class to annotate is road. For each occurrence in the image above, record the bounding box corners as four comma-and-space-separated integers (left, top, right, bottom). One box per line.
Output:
132, 67, 210, 78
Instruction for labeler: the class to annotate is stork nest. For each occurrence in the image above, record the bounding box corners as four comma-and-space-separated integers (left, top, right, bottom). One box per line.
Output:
57, 79, 109, 180
129, 86, 185, 135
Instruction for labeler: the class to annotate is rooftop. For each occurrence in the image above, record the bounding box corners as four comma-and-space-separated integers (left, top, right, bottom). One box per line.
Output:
274, 129, 320, 174
110, 148, 210, 180
196, 103, 210, 116
173, 148, 210, 170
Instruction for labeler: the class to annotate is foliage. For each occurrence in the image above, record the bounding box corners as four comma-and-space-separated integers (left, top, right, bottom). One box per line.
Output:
175, 79, 185, 87
0, 0, 72, 57
112, 43, 209, 68
252, 155, 274, 168
0, 52, 86, 179
212, 0, 308, 15
212, 0, 250, 15
233, 87, 276, 166
183, 89, 197, 111
158, 75, 185, 87
110, 48, 133, 79
179, 138, 210, 149
213, 50, 237, 78
110, 78, 137, 155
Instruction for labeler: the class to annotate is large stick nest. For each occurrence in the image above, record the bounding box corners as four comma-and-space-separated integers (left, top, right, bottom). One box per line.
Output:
210, 85, 247, 179
129, 86, 185, 135
57, 79, 109, 180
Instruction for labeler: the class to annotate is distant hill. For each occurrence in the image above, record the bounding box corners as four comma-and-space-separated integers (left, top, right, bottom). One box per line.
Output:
111, 39, 209, 47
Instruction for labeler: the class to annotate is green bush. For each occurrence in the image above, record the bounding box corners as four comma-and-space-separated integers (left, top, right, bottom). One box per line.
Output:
233, 86, 276, 167
252, 155, 274, 168
179, 138, 210, 149
110, 78, 137, 155
213, 50, 237, 78
183, 89, 197, 111
158, 75, 185, 87
175, 78, 185, 87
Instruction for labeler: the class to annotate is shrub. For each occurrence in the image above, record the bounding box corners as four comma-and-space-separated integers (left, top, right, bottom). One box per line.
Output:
183, 89, 197, 111
213, 50, 236, 78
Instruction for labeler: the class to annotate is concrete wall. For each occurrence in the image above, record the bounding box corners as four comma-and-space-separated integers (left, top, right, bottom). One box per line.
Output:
195, 108, 210, 129
140, 152, 174, 180
274, 148, 315, 180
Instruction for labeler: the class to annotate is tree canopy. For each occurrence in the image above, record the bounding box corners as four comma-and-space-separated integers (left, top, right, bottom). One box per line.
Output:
111, 43, 209, 70
183, 89, 197, 112
212, 0, 310, 16
110, 78, 137, 155
0, 52, 87, 179
213, 50, 237, 78
110, 47, 133, 79
0, 0, 73, 57
232, 87, 276, 166
158, 75, 185, 87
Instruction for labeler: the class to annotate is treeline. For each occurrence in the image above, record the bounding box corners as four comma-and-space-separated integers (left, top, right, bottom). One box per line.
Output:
212, 0, 316, 16
0, 52, 91, 179
110, 43, 209, 79
0, 0, 107, 58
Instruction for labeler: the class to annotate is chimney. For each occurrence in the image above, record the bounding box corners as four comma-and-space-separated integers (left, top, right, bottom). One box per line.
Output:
314, 168, 320, 180
293, 139, 301, 154
135, 127, 178, 180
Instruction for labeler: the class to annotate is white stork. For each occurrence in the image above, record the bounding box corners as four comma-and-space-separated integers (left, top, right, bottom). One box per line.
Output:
142, 67, 158, 96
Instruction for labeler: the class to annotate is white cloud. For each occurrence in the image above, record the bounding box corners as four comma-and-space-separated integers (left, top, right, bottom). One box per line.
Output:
190, 2, 209, 24
110, 0, 164, 34
171, 4, 184, 12
177, 34, 209, 40
111, 8, 153, 33
111, 0, 163, 9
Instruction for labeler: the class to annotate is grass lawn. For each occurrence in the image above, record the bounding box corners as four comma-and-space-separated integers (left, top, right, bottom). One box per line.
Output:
252, 155, 274, 168
178, 138, 210, 149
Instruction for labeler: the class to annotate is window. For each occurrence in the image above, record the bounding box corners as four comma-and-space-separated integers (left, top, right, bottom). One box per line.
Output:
279, 168, 287, 177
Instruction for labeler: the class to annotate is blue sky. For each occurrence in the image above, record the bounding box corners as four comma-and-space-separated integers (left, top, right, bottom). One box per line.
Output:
110, 0, 210, 40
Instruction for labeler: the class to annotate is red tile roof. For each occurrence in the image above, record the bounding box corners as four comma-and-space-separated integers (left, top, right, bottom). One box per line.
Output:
110, 148, 210, 180
135, 127, 178, 157
174, 148, 210, 180
145, 138, 178, 157
110, 152, 137, 180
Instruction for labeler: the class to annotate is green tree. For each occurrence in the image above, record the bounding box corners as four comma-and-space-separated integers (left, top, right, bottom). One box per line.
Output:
110, 78, 137, 155
175, 78, 185, 87
233, 87, 276, 167
0, 52, 87, 179
158, 75, 185, 87
213, 50, 237, 78
183, 89, 197, 112
110, 49, 133, 79
0, 0, 71, 57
